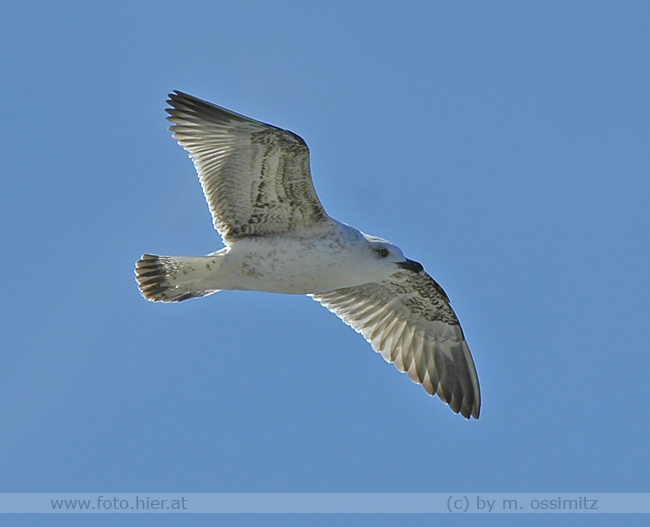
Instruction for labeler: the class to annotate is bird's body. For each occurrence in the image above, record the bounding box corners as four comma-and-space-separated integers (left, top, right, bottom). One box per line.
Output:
136, 91, 481, 419
141, 221, 405, 296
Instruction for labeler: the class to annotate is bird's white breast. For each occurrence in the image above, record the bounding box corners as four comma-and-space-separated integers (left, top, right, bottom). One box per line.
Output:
216, 223, 382, 294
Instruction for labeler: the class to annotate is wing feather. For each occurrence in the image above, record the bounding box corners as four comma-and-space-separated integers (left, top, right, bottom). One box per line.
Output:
166, 91, 330, 240
311, 270, 480, 419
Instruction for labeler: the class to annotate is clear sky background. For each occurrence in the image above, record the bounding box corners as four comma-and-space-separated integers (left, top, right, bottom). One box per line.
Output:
1, 1, 649, 526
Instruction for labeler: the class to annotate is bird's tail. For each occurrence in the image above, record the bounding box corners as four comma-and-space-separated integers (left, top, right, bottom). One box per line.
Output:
135, 253, 224, 302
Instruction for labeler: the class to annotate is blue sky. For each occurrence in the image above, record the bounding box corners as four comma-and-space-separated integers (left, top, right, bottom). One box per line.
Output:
1, 1, 649, 525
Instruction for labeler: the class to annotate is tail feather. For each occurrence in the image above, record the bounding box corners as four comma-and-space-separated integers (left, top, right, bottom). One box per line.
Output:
135, 254, 221, 302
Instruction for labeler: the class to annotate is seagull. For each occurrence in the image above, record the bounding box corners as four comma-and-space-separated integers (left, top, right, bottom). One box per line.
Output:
136, 91, 481, 419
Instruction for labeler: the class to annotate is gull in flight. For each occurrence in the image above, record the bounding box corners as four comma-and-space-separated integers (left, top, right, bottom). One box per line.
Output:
136, 91, 481, 419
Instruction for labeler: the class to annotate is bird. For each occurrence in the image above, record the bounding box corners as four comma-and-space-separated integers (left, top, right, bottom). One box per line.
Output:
136, 91, 481, 419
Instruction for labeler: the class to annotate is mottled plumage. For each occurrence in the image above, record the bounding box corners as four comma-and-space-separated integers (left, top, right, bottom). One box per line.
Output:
312, 271, 479, 418
166, 92, 328, 239
136, 91, 481, 419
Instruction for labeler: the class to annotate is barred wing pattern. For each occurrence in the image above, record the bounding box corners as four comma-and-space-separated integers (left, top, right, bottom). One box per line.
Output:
311, 270, 480, 419
166, 91, 330, 240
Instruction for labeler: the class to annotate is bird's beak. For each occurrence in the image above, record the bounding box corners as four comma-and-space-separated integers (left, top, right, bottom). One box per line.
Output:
398, 259, 424, 273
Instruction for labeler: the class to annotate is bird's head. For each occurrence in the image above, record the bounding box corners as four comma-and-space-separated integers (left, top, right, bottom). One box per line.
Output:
362, 233, 424, 276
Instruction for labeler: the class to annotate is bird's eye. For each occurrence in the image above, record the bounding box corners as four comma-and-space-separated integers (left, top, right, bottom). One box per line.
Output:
376, 248, 389, 258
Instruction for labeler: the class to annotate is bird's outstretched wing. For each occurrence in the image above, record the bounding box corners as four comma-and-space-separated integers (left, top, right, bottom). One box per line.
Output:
166, 91, 330, 240
311, 270, 481, 419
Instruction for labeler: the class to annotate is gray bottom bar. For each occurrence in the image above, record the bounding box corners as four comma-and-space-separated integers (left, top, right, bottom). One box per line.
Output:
0, 493, 647, 513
